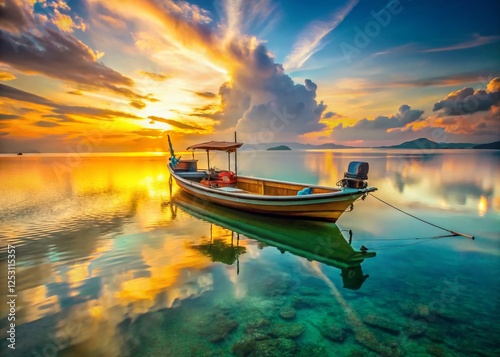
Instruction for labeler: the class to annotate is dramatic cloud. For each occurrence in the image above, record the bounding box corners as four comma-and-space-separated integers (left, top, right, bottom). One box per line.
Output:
284, 0, 359, 71
0, 0, 32, 33
0, 83, 55, 107
433, 77, 500, 116
0, 0, 156, 103
90, 0, 328, 140
219, 44, 328, 139
331, 104, 425, 142
0, 83, 142, 121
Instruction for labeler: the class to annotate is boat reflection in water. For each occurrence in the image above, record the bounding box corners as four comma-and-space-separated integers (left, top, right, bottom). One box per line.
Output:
172, 191, 376, 290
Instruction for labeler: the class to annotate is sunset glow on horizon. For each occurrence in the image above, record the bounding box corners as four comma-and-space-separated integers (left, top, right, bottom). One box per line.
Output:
0, 0, 499, 153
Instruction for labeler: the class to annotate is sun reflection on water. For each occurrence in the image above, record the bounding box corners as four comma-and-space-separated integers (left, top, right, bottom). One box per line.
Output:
478, 195, 488, 216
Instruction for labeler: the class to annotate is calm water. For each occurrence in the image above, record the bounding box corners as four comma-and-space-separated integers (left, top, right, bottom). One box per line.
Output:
0, 150, 499, 357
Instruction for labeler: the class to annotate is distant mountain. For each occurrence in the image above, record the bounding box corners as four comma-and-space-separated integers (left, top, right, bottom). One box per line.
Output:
473, 141, 500, 149
267, 145, 291, 151
240, 138, 489, 151
380, 138, 476, 149
241, 142, 351, 150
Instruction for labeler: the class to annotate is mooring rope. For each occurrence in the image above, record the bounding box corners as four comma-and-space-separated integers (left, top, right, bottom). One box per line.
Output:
368, 193, 475, 240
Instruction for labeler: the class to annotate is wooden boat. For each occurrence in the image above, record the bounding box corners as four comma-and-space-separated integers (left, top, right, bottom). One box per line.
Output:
167, 136, 377, 223
173, 191, 374, 289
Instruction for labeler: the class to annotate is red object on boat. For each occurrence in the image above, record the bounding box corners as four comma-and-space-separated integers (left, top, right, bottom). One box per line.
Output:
201, 170, 237, 187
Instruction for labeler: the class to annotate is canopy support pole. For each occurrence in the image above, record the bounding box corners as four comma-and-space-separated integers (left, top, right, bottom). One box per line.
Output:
234, 132, 238, 176
206, 150, 210, 170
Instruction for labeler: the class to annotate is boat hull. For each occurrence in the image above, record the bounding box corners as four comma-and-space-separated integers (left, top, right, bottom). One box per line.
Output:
168, 164, 375, 222
173, 191, 376, 269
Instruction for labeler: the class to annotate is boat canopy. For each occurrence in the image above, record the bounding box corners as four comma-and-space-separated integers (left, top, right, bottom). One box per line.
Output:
187, 141, 243, 152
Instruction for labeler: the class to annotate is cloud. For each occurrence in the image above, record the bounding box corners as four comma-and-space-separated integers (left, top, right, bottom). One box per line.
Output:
148, 115, 205, 131
0, 71, 16, 81
0, 114, 20, 120
34, 120, 61, 127
132, 129, 163, 137
0, 1, 156, 102
0, 83, 56, 107
129, 100, 146, 109
331, 104, 425, 142
284, 0, 359, 71
0, 83, 142, 120
0, 0, 32, 33
421, 34, 500, 53
138, 70, 170, 81
393, 73, 496, 88
222, 0, 278, 39
97, 13, 127, 29
42, 114, 86, 123
433, 78, 500, 116
215, 43, 328, 138
322, 111, 343, 119
194, 91, 217, 99
90, 0, 328, 139
51, 8, 87, 33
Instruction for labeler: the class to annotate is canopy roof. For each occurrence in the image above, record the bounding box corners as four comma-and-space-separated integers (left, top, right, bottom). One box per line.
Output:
186, 141, 243, 151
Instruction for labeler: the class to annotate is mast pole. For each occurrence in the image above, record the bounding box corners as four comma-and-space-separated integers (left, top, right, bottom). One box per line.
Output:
234, 131, 238, 176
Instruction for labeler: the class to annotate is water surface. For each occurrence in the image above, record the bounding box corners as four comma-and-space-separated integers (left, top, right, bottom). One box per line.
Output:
0, 149, 499, 356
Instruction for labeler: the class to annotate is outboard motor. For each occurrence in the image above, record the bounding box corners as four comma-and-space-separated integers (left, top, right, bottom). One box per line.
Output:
341, 161, 369, 189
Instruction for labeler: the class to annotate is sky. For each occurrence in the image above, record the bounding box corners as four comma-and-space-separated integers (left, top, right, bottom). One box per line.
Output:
0, 0, 499, 152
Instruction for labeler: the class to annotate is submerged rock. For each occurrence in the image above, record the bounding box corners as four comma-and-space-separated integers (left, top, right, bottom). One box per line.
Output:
399, 302, 431, 319
363, 314, 400, 335
254, 338, 296, 357
294, 343, 328, 357
245, 318, 271, 334
355, 329, 403, 357
319, 322, 346, 342
198, 313, 239, 343
279, 306, 296, 320
231, 336, 257, 357
270, 322, 305, 339
402, 319, 427, 338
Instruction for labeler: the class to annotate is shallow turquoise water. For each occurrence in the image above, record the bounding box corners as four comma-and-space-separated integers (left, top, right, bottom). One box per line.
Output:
0, 150, 499, 356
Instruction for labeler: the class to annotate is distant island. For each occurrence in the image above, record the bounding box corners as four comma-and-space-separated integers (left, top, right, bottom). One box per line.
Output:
267, 145, 291, 151
473, 141, 500, 150
241, 142, 351, 150
239, 138, 500, 151
378, 138, 477, 149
